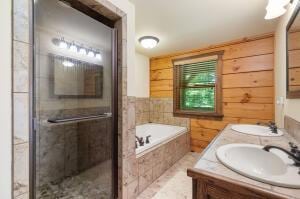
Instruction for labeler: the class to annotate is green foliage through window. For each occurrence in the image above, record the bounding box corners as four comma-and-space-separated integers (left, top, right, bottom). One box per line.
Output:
179, 60, 217, 112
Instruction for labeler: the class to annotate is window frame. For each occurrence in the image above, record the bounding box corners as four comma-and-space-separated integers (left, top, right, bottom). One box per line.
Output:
172, 51, 224, 119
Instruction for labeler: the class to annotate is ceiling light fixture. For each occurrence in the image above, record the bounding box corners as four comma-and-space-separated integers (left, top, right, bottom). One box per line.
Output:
265, 0, 290, 20
139, 36, 159, 49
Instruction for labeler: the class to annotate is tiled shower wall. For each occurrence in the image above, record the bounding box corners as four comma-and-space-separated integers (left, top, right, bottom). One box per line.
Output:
13, 0, 30, 197
284, 116, 300, 143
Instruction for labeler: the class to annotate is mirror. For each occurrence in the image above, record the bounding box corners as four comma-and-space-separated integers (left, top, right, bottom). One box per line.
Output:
287, 2, 300, 98
51, 54, 103, 98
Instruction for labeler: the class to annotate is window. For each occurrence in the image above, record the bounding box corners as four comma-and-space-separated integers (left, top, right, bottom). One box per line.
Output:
173, 51, 224, 118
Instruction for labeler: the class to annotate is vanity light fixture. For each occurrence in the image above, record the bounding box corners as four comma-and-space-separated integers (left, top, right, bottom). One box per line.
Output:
265, 0, 290, 19
139, 36, 159, 49
53, 37, 103, 61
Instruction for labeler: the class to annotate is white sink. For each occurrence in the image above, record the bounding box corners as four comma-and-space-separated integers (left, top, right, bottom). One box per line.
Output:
216, 144, 300, 188
231, 124, 283, 137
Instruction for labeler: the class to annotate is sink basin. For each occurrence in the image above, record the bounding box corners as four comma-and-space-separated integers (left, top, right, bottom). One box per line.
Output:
216, 144, 300, 188
231, 124, 283, 136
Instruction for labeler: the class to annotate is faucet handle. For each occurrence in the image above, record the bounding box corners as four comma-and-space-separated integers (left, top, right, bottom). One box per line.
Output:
146, 135, 151, 144
289, 142, 299, 153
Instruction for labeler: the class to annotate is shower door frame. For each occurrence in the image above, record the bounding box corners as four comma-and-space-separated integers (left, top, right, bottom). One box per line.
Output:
29, 1, 120, 198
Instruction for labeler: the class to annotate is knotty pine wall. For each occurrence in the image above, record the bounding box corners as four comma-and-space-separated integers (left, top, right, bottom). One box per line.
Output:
150, 35, 275, 152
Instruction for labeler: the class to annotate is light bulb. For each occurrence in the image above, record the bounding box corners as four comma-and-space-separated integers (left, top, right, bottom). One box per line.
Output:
79, 47, 87, 55
69, 42, 78, 52
88, 50, 95, 57
59, 39, 68, 49
95, 53, 102, 60
62, 60, 74, 67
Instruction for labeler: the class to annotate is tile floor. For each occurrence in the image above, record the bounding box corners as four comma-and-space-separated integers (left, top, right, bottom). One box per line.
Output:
137, 152, 201, 199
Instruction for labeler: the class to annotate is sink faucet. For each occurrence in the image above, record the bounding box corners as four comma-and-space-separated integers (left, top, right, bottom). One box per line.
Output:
257, 121, 278, 134
263, 144, 300, 166
135, 136, 144, 146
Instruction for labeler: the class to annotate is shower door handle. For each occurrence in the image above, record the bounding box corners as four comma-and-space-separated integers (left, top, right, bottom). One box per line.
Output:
47, 113, 112, 123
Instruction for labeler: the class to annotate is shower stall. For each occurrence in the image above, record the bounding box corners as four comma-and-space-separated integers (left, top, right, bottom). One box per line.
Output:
32, 0, 118, 198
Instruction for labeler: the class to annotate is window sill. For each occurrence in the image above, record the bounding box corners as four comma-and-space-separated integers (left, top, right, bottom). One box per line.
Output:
173, 111, 224, 120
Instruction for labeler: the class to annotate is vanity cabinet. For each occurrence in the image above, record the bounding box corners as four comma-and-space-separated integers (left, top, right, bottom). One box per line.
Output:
188, 169, 288, 199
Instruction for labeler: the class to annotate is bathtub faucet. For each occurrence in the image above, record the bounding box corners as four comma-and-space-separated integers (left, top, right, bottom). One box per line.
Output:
135, 136, 144, 146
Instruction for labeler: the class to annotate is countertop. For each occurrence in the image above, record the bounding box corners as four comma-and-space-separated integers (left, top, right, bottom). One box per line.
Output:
188, 124, 300, 199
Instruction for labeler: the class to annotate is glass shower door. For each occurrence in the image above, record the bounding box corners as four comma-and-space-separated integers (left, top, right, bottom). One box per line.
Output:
33, 0, 115, 198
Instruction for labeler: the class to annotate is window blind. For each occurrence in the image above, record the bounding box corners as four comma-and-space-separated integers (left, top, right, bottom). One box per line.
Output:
178, 59, 217, 112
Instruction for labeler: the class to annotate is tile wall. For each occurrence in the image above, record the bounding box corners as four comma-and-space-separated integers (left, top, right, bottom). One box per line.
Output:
13, 0, 30, 197
284, 116, 300, 143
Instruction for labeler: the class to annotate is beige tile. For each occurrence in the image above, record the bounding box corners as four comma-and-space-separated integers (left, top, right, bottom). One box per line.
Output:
13, 93, 29, 141
13, 41, 29, 92
15, 192, 29, 199
128, 178, 139, 199
138, 151, 153, 174
127, 128, 136, 155
138, 169, 153, 193
127, 97, 136, 130
14, 142, 29, 197
126, 154, 139, 184
13, 0, 29, 43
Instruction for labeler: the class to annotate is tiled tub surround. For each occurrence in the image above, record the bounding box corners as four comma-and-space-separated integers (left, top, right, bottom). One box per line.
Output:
135, 98, 150, 125
150, 98, 190, 128
135, 97, 190, 128
135, 123, 187, 156
285, 115, 300, 143
136, 131, 190, 195
188, 124, 300, 199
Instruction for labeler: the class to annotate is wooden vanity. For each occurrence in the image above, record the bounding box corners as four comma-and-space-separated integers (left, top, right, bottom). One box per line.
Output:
187, 124, 300, 199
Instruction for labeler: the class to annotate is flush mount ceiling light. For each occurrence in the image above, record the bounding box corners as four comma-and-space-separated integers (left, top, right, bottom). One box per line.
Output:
265, 0, 290, 20
139, 36, 159, 49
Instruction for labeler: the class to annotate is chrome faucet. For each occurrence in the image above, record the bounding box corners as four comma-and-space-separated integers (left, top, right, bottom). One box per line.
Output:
146, 135, 151, 144
263, 142, 300, 166
135, 136, 144, 146
257, 121, 278, 134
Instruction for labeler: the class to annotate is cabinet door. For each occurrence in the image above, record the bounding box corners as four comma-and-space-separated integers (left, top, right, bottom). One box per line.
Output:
196, 181, 265, 199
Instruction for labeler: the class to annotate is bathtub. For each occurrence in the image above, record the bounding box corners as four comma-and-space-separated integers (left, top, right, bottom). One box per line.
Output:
136, 123, 187, 157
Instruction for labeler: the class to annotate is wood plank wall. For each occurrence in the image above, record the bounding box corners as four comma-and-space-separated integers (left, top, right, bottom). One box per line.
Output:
150, 35, 275, 152
288, 31, 300, 91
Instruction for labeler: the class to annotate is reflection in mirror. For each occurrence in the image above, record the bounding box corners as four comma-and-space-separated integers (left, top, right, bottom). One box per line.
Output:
51, 54, 103, 98
287, 2, 300, 98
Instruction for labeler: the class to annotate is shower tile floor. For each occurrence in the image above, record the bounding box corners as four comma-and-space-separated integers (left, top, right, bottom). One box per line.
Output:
38, 160, 112, 199
137, 152, 201, 199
